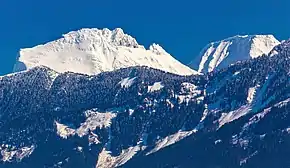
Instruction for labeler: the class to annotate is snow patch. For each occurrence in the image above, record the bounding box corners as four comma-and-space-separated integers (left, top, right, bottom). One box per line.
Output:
147, 129, 197, 155
119, 77, 136, 88
89, 132, 101, 145
47, 70, 59, 82
1, 145, 35, 162
76, 146, 83, 152
128, 109, 134, 116
240, 151, 258, 166
76, 110, 116, 137
242, 98, 290, 133
218, 105, 251, 129
200, 106, 209, 122
180, 82, 200, 94
214, 139, 222, 144
177, 82, 202, 105
96, 146, 141, 168
177, 95, 192, 105
242, 107, 272, 133
166, 99, 174, 108
137, 133, 148, 146
55, 121, 76, 139
148, 82, 164, 92
269, 50, 279, 57
55, 109, 116, 140
234, 71, 240, 76
247, 85, 259, 104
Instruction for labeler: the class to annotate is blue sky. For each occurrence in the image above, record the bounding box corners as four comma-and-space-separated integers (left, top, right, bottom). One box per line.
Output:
1, 0, 290, 75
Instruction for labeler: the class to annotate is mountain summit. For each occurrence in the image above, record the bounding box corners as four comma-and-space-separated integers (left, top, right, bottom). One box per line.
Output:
13, 28, 197, 76
190, 35, 280, 73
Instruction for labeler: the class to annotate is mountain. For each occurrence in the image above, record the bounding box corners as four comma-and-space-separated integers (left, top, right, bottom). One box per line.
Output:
190, 35, 280, 73
0, 66, 204, 168
1, 38, 290, 168
13, 28, 197, 76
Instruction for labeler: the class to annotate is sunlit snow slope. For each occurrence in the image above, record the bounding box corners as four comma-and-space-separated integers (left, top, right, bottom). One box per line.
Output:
14, 28, 197, 75
190, 35, 280, 73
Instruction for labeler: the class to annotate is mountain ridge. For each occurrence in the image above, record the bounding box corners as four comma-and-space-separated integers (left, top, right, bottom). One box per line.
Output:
12, 28, 282, 77
190, 34, 280, 73
1, 40, 290, 167
2, 28, 290, 168
13, 28, 197, 76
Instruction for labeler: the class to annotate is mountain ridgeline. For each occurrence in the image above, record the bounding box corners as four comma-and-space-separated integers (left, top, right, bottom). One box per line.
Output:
0, 34, 290, 167
189, 35, 280, 73
13, 28, 197, 76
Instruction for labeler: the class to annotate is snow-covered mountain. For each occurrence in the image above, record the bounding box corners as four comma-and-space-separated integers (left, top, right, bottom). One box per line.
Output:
3, 27, 290, 168
13, 28, 197, 76
1, 39, 290, 168
190, 35, 280, 73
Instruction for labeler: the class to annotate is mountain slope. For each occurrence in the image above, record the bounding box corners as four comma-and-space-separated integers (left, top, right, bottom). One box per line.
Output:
0, 66, 205, 168
1, 39, 290, 168
13, 28, 196, 76
190, 35, 280, 73
124, 40, 290, 167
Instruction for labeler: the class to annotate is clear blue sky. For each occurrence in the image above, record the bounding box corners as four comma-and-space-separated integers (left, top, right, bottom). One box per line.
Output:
1, 0, 290, 75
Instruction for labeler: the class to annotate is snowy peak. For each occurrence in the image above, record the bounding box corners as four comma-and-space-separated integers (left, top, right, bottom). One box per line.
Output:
13, 28, 197, 76
249, 35, 280, 57
149, 43, 168, 55
190, 34, 280, 73
62, 28, 140, 48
